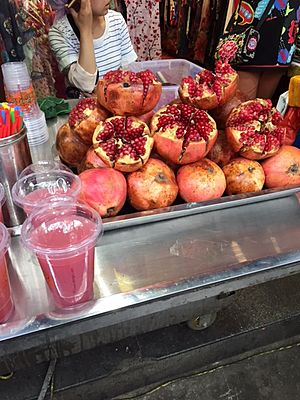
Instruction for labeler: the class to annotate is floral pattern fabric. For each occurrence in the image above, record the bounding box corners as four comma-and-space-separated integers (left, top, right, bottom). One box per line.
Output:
124, 0, 161, 61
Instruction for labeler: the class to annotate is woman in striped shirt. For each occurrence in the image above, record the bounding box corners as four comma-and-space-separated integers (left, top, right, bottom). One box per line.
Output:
49, 0, 137, 94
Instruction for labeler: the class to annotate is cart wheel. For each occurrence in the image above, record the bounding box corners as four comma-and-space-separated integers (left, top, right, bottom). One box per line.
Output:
187, 312, 217, 331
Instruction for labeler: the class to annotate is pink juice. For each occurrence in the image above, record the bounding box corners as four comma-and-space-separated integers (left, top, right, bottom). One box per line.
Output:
0, 254, 14, 323
30, 215, 97, 308
24, 187, 71, 215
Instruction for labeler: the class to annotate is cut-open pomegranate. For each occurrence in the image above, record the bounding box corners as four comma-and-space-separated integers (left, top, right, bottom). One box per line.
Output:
179, 61, 238, 110
226, 98, 285, 160
150, 103, 218, 165
93, 116, 154, 172
68, 98, 110, 144
97, 70, 162, 116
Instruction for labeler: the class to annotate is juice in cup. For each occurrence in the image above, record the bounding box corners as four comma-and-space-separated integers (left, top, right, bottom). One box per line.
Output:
21, 202, 102, 309
12, 170, 81, 215
0, 222, 13, 323
0, 183, 5, 223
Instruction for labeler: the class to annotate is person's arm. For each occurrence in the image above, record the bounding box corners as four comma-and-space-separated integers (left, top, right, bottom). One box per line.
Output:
69, 0, 97, 75
49, 0, 97, 93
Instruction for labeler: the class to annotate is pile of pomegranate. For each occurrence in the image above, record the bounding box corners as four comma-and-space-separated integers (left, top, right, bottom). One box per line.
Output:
55, 64, 300, 219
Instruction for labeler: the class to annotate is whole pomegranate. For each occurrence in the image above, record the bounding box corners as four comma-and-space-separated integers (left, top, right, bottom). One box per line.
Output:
261, 145, 300, 188
79, 168, 127, 217
127, 158, 178, 211
56, 123, 90, 168
223, 158, 265, 195
97, 70, 162, 116
207, 130, 236, 168
210, 89, 248, 129
226, 99, 285, 160
177, 159, 226, 203
179, 61, 238, 110
68, 98, 110, 144
138, 110, 155, 126
93, 116, 154, 173
150, 103, 218, 165
78, 146, 107, 173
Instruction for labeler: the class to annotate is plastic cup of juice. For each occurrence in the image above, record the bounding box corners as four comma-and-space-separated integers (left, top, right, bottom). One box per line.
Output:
12, 170, 81, 215
0, 183, 6, 223
19, 160, 72, 179
21, 201, 102, 309
0, 222, 13, 323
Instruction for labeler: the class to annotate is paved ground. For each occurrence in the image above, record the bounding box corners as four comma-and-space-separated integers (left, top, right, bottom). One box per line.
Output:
114, 340, 300, 400
2, 273, 300, 399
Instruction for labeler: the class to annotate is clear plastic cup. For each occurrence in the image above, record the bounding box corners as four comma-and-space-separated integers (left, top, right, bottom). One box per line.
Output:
23, 109, 49, 146
1, 62, 38, 114
12, 170, 81, 215
0, 183, 6, 223
19, 160, 72, 179
1, 62, 31, 91
0, 223, 13, 323
21, 201, 103, 309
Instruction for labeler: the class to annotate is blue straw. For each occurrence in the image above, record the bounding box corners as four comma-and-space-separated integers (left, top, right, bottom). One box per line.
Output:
1, 110, 6, 125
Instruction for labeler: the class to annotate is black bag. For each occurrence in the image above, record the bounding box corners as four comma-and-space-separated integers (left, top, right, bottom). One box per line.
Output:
215, 0, 275, 65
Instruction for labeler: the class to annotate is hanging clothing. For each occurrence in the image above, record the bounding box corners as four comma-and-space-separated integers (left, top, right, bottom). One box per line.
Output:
232, 0, 300, 66
125, 0, 162, 60
0, 0, 26, 62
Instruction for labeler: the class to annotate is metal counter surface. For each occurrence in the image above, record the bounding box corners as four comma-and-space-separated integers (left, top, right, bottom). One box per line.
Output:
1, 113, 300, 345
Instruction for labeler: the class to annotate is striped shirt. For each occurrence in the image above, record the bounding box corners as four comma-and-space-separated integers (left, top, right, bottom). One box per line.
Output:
49, 10, 137, 79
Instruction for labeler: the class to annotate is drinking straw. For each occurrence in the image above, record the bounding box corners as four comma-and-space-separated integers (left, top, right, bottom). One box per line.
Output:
0, 103, 24, 137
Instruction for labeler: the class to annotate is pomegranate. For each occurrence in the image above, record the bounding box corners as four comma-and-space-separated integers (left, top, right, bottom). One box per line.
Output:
177, 159, 226, 202
68, 98, 110, 144
79, 168, 127, 217
97, 70, 162, 116
207, 130, 237, 168
226, 99, 285, 160
223, 158, 265, 195
261, 145, 300, 188
127, 158, 178, 211
138, 110, 155, 126
210, 89, 248, 129
151, 103, 218, 165
179, 61, 238, 110
151, 152, 179, 172
78, 146, 107, 173
56, 123, 90, 168
93, 116, 154, 172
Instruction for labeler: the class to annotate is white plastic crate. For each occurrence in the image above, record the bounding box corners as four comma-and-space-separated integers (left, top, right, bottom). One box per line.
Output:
128, 59, 202, 111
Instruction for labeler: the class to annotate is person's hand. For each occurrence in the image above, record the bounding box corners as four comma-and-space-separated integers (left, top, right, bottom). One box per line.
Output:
69, 0, 93, 35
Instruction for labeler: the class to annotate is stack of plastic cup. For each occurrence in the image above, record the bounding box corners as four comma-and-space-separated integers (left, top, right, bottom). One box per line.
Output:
23, 108, 49, 146
21, 201, 102, 309
1, 62, 39, 115
12, 170, 82, 216
0, 222, 14, 323
19, 160, 72, 179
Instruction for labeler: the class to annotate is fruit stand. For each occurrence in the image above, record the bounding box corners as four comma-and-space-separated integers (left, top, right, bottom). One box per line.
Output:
1, 58, 300, 375
1, 107, 300, 372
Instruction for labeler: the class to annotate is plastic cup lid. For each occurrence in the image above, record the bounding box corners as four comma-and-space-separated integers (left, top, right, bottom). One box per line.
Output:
12, 170, 82, 211
21, 201, 102, 257
19, 161, 72, 179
